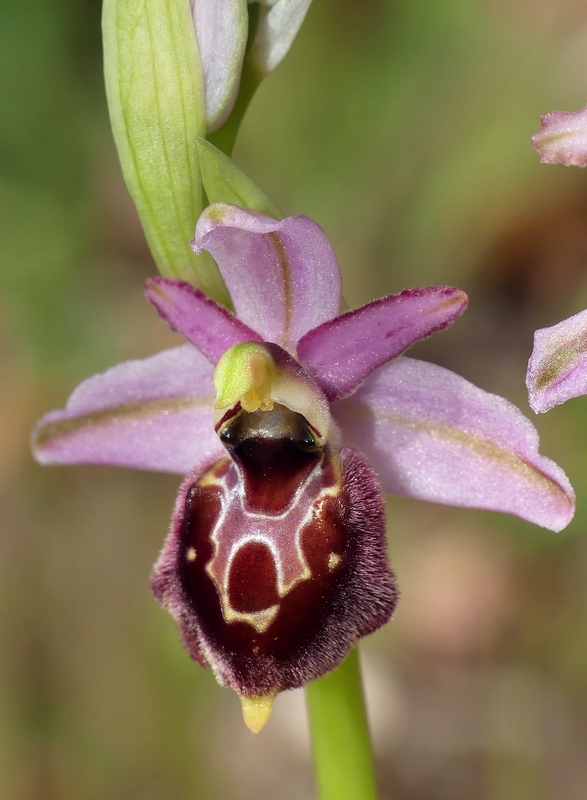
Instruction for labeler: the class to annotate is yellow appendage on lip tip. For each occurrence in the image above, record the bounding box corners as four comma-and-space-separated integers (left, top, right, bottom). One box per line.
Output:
240, 693, 277, 733
214, 342, 276, 412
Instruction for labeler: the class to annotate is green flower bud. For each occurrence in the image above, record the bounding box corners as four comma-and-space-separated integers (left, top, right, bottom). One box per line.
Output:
103, 0, 228, 301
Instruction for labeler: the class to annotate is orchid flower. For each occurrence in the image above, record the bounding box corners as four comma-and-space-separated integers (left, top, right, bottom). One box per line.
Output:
527, 308, 587, 413
33, 204, 574, 731
527, 106, 587, 412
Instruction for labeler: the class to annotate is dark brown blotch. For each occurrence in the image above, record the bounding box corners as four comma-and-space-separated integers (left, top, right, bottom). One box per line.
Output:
227, 541, 280, 613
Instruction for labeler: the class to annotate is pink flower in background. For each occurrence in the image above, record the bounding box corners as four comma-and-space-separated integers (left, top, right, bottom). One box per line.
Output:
532, 104, 587, 167
527, 105, 587, 413
32, 203, 575, 729
527, 308, 587, 413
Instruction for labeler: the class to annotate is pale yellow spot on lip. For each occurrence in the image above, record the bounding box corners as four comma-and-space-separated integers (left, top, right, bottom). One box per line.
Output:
328, 553, 341, 570
220, 601, 279, 634
197, 459, 229, 489
186, 547, 197, 562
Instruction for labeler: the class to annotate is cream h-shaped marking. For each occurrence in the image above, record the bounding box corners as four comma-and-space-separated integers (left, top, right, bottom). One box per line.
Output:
205, 458, 338, 633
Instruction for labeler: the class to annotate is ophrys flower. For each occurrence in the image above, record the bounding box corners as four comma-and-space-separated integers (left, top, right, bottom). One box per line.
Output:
33, 203, 575, 730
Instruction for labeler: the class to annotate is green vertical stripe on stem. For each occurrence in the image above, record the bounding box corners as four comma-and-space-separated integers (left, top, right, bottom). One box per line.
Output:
306, 648, 380, 800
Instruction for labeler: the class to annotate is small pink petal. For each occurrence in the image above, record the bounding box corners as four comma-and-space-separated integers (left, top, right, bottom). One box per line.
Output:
146, 277, 262, 364
526, 308, 587, 413
532, 105, 587, 167
32, 345, 224, 474
297, 287, 468, 400
333, 357, 575, 532
193, 203, 341, 352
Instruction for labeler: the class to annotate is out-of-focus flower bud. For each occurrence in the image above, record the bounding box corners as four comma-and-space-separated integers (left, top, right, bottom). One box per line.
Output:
206, 0, 314, 154
191, 0, 249, 132
102, 0, 312, 297
192, 1, 314, 132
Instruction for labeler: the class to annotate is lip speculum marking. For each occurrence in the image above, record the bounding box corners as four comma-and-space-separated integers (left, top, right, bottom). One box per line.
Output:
174, 399, 372, 648
181, 404, 339, 634
152, 416, 397, 698
154, 400, 397, 702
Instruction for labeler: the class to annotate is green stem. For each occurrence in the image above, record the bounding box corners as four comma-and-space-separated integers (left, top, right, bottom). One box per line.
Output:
305, 648, 380, 800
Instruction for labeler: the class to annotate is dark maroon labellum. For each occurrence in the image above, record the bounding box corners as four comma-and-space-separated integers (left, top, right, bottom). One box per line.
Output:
152, 403, 397, 698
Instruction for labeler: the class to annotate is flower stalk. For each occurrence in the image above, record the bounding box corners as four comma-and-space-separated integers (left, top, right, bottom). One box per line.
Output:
306, 648, 379, 800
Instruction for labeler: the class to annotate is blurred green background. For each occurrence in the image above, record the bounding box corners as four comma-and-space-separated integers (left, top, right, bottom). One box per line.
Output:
3, 0, 587, 798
